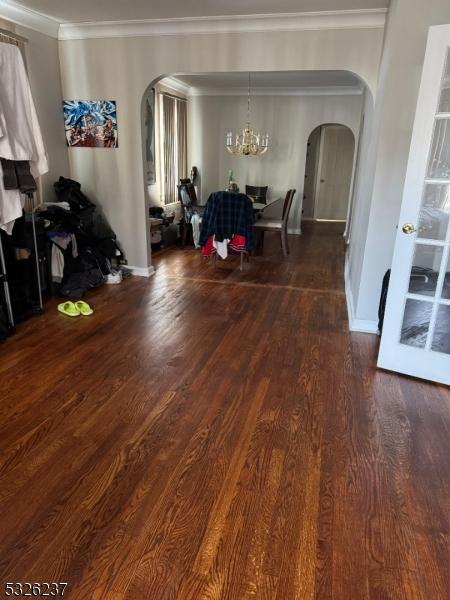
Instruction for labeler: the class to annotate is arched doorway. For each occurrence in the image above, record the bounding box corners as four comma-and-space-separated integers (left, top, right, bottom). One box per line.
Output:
141, 75, 367, 266
302, 124, 355, 223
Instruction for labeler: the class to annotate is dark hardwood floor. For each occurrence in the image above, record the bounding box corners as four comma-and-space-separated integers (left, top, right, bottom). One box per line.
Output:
0, 222, 449, 599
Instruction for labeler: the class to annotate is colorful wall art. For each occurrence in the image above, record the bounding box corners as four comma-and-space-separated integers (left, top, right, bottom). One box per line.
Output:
63, 100, 118, 148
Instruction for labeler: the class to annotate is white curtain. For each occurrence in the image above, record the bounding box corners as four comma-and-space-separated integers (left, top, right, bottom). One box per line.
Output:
160, 93, 188, 205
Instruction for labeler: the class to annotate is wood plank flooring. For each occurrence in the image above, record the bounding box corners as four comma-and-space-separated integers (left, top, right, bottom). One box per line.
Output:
0, 222, 449, 599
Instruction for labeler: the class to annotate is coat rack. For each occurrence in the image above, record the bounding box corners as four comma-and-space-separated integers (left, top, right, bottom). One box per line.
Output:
0, 192, 43, 331
0, 29, 41, 332
0, 28, 28, 45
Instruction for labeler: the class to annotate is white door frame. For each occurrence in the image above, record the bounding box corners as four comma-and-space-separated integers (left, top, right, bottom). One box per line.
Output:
344, 112, 365, 242
378, 23, 450, 385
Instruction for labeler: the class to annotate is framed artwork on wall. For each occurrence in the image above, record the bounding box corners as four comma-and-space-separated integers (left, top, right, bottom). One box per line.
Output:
63, 100, 118, 148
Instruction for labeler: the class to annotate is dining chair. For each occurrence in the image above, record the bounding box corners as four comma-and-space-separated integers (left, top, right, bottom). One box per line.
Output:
245, 185, 268, 204
253, 189, 296, 257
177, 181, 203, 247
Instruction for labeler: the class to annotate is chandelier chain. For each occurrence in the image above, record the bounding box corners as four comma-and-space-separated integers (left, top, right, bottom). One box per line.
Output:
247, 72, 251, 126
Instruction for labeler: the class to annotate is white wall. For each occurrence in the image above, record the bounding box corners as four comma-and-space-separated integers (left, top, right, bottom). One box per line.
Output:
58, 27, 384, 268
348, 0, 450, 327
346, 86, 377, 323
1, 19, 70, 201
188, 93, 362, 232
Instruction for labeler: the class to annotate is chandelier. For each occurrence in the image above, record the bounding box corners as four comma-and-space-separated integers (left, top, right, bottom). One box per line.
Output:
226, 73, 269, 156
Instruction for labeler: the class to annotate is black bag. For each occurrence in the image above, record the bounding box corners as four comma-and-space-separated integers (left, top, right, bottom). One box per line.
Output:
54, 177, 95, 212
59, 267, 105, 298
59, 246, 107, 298
0, 304, 10, 341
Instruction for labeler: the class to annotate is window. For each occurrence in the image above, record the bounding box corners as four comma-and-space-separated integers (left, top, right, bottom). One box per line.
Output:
159, 93, 187, 205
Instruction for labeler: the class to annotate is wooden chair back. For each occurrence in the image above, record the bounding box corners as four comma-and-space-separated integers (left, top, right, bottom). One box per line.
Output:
282, 189, 296, 228
177, 181, 202, 248
177, 182, 198, 208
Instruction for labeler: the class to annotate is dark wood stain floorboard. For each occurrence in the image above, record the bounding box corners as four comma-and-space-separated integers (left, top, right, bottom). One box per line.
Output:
0, 222, 448, 599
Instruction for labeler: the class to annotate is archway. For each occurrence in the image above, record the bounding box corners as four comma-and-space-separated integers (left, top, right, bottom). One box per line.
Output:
140, 73, 370, 266
302, 123, 356, 223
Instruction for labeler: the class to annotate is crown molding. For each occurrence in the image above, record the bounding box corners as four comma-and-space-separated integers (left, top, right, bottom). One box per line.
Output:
0, 0, 59, 38
187, 84, 364, 97
160, 76, 192, 96
58, 8, 387, 41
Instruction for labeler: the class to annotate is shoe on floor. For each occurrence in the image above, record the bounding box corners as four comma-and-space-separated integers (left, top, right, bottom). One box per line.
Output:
75, 300, 94, 316
57, 301, 80, 317
106, 271, 123, 284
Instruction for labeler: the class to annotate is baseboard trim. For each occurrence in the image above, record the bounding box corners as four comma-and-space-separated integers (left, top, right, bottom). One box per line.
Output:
344, 254, 378, 334
128, 265, 155, 278
350, 318, 379, 334
316, 218, 347, 222
301, 218, 347, 223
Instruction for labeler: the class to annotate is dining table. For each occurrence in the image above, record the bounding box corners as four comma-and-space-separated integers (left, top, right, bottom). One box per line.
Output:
252, 197, 281, 212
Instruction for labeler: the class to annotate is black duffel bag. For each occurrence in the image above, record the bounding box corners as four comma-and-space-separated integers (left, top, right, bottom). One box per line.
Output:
0, 304, 10, 341
54, 177, 95, 212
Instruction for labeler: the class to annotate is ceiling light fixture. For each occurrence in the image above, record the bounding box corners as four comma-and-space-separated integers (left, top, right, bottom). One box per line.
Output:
226, 73, 269, 156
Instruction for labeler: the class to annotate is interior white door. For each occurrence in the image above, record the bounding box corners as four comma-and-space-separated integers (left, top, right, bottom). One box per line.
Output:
378, 24, 450, 385
314, 125, 355, 221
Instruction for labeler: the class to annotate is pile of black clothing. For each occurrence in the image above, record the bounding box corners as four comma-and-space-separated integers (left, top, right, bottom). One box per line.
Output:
38, 177, 123, 298
0, 305, 9, 341
0, 213, 44, 326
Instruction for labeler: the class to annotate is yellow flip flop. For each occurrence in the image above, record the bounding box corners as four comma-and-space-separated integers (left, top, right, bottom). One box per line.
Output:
57, 301, 81, 317
75, 300, 94, 316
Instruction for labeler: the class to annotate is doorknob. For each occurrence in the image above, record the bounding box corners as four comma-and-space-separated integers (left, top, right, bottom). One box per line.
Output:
402, 223, 417, 234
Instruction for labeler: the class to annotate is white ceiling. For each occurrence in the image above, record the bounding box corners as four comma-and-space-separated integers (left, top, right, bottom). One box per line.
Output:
173, 71, 361, 91
11, 0, 389, 24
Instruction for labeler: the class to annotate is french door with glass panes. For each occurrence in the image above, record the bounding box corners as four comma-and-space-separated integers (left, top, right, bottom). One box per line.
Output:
378, 24, 450, 385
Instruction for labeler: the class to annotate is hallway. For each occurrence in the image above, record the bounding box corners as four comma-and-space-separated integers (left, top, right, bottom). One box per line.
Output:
0, 223, 448, 599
